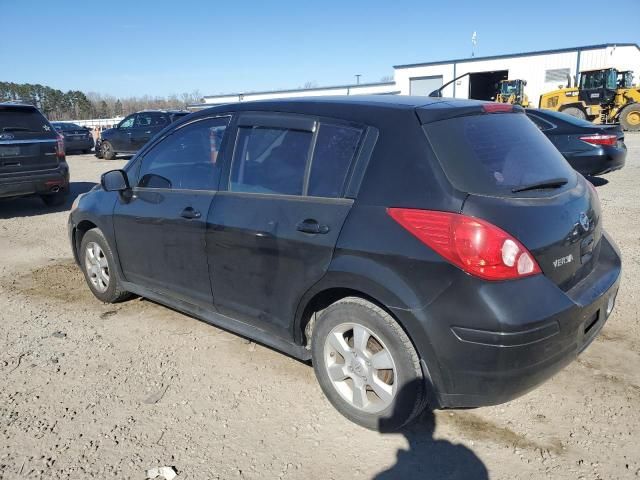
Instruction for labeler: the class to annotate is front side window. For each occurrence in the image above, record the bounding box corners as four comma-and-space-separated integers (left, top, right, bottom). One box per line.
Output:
137, 116, 230, 191
308, 124, 361, 197
119, 116, 135, 129
230, 126, 312, 195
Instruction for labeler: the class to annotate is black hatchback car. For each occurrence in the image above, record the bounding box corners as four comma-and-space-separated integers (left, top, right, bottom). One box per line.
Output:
96, 110, 189, 160
1, 102, 69, 206
526, 108, 626, 176
69, 97, 621, 430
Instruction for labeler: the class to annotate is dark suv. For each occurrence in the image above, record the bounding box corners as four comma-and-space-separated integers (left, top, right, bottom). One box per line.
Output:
69, 96, 621, 430
1, 102, 69, 206
96, 110, 190, 160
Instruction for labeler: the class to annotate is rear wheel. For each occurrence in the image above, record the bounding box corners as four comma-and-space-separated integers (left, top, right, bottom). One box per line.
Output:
619, 103, 640, 131
561, 106, 587, 120
79, 229, 131, 303
101, 141, 116, 160
311, 297, 427, 431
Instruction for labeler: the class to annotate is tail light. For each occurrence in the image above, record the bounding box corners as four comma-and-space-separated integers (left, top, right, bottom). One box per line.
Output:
56, 133, 65, 159
387, 208, 541, 281
579, 134, 617, 146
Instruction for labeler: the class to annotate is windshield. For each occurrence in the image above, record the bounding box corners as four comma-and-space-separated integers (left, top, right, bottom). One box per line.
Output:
423, 113, 576, 196
500, 81, 519, 95
53, 122, 83, 131
532, 109, 595, 127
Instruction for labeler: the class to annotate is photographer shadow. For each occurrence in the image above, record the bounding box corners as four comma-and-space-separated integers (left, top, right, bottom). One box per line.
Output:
374, 381, 488, 480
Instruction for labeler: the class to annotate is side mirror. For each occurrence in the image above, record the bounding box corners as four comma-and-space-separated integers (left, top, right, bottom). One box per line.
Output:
101, 169, 130, 192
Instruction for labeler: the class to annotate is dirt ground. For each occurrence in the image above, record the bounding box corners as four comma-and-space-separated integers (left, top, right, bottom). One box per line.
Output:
1, 136, 639, 480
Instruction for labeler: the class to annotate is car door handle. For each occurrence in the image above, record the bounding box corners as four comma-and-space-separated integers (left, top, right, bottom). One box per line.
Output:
145, 130, 152, 134
180, 207, 201, 219
296, 219, 329, 234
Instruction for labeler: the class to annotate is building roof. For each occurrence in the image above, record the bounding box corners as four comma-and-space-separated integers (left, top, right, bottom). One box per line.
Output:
393, 43, 640, 69
202, 81, 396, 100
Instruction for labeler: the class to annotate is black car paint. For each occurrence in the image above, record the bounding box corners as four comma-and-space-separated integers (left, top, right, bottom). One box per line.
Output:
0, 104, 69, 199
52, 122, 94, 153
69, 96, 621, 409
527, 108, 626, 176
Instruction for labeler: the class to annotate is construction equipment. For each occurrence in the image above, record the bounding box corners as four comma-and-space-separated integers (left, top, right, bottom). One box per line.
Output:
495, 79, 530, 107
539, 68, 640, 131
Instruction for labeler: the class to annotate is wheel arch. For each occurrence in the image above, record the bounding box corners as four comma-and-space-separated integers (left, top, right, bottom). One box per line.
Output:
294, 268, 445, 406
72, 219, 98, 264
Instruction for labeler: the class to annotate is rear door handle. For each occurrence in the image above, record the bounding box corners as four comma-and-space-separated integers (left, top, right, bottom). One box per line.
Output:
180, 207, 201, 219
296, 219, 329, 234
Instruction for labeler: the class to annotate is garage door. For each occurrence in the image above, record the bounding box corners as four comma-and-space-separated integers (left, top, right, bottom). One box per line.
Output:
409, 76, 443, 96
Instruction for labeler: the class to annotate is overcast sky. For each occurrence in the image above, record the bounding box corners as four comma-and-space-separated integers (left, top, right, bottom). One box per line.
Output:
2, 0, 638, 98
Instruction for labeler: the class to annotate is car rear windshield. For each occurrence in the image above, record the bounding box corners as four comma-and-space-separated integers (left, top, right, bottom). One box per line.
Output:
0, 106, 55, 138
423, 113, 576, 196
534, 109, 595, 128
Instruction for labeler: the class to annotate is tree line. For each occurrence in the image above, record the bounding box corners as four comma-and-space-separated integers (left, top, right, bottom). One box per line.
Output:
0, 81, 202, 121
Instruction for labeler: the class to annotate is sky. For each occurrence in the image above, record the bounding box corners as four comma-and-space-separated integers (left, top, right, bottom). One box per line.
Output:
1, 0, 638, 99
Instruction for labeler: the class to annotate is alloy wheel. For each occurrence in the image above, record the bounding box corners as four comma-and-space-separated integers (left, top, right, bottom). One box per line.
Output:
323, 322, 397, 413
84, 241, 110, 292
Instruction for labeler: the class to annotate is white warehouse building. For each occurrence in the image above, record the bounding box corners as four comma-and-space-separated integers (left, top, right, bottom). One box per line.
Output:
193, 43, 640, 109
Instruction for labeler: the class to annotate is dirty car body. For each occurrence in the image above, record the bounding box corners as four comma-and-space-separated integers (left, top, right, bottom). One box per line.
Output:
69, 96, 621, 427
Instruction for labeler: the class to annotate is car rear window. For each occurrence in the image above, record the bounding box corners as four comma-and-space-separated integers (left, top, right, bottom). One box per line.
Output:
533, 109, 595, 128
423, 113, 576, 196
0, 106, 55, 138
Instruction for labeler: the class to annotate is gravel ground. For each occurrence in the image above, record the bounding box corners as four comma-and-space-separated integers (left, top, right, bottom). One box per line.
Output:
1, 137, 639, 480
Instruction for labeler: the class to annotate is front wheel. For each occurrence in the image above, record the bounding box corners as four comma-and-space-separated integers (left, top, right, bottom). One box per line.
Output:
311, 297, 427, 431
619, 103, 640, 131
101, 141, 116, 160
79, 229, 131, 303
561, 106, 587, 120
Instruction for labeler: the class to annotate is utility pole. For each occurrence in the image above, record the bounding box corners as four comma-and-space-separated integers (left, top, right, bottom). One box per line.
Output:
471, 31, 478, 58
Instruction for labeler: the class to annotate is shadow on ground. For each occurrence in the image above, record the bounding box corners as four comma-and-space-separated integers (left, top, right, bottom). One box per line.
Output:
0, 181, 97, 219
374, 380, 488, 479
586, 175, 609, 187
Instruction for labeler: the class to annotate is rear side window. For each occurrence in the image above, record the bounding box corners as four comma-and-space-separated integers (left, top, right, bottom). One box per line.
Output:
424, 113, 576, 195
0, 106, 54, 137
526, 113, 554, 131
308, 124, 361, 197
138, 116, 230, 190
230, 127, 312, 195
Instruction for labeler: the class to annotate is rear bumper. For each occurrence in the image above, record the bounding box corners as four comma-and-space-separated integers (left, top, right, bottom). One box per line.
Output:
393, 231, 621, 409
0, 163, 69, 199
567, 145, 626, 176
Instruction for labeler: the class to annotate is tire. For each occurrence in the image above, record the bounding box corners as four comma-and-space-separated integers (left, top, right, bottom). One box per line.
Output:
101, 141, 116, 160
311, 297, 427, 431
79, 228, 131, 303
40, 191, 67, 207
561, 106, 587, 120
619, 103, 640, 131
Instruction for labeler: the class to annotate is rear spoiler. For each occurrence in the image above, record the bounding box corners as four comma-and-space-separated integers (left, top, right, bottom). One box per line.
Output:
416, 102, 524, 125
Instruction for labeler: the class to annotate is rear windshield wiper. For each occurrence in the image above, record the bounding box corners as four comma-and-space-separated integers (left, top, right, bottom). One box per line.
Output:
2, 127, 32, 132
512, 178, 568, 193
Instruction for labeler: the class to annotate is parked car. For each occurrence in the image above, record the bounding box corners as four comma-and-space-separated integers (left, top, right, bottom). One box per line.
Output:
1, 102, 69, 206
95, 110, 190, 160
526, 108, 626, 176
69, 97, 621, 430
51, 122, 94, 154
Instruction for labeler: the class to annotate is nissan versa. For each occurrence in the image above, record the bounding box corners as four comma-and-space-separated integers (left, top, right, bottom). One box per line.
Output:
68, 96, 621, 430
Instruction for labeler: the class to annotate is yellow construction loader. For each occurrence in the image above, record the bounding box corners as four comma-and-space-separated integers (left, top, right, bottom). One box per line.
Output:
539, 68, 640, 131
495, 79, 530, 107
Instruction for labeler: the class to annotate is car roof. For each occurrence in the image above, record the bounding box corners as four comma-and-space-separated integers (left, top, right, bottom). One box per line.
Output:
0, 101, 38, 109
191, 95, 490, 123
